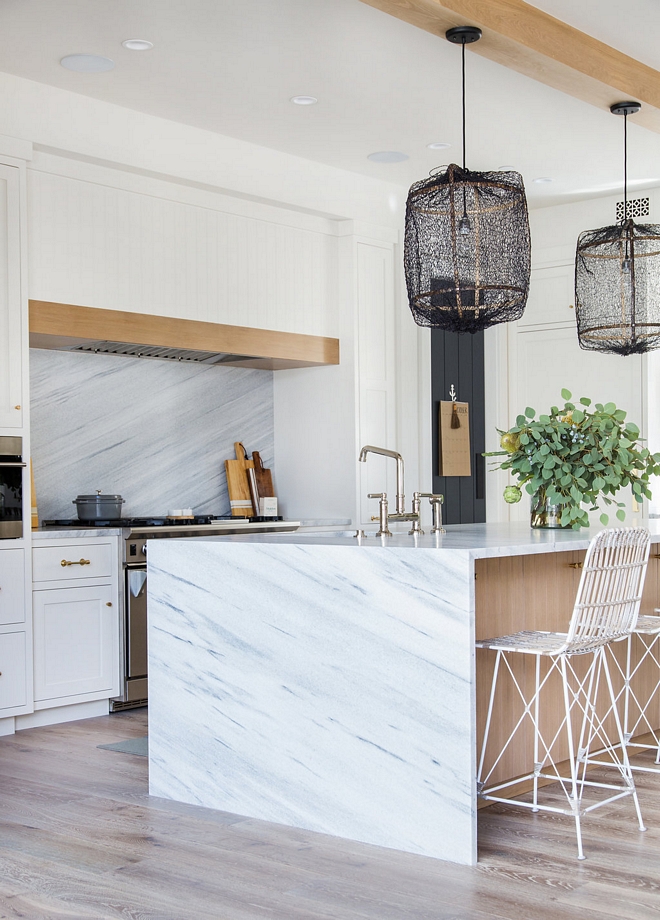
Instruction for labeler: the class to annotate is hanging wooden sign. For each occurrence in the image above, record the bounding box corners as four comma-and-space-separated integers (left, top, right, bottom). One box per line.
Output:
439, 401, 471, 477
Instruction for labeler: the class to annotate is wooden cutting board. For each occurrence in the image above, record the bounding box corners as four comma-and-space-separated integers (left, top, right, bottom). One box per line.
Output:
252, 451, 275, 498
225, 442, 255, 516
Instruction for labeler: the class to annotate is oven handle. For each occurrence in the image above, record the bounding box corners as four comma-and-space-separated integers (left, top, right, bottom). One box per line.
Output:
124, 563, 147, 570
0, 462, 26, 468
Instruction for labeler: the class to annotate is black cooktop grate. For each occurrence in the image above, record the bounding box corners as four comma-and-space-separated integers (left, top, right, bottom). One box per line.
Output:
42, 515, 283, 527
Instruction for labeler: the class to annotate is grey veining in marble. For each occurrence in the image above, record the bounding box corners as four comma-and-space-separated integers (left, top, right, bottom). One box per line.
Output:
29, 349, 273, 521
148, 539, 477, 865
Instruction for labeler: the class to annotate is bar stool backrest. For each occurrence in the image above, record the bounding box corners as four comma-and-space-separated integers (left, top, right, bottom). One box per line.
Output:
563, 527, 651, 655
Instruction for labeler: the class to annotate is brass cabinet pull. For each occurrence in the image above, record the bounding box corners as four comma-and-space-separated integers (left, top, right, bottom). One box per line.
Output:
653, 553, 660, 559
61, 558, 91, 567
568, 562, 583, 569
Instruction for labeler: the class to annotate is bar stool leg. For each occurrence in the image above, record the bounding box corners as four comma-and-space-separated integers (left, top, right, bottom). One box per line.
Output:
532, 653, 541, 812
560, 655, 585, 860
602, 646, 646, 832
623, 634, 633, 750
617, 629, 660, 770
477, 650, 502, 791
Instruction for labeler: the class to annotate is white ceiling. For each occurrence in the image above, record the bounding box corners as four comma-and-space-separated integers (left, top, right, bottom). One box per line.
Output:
1, 0, 659, 207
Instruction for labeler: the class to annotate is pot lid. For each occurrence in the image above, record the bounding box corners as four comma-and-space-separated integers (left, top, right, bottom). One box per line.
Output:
74, 494, 124, 501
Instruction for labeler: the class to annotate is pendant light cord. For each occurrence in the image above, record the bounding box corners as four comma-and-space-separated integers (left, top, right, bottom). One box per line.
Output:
460, 38, 468, 224
623, 111, 628, 222
461, 39, 467, 171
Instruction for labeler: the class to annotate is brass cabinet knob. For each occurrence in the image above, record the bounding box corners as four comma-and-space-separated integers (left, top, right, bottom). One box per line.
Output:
106, 602, 112, 607
14, 405, 20, 410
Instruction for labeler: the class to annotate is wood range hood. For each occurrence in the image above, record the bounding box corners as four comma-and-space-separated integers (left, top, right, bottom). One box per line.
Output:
29, 301, 340, 371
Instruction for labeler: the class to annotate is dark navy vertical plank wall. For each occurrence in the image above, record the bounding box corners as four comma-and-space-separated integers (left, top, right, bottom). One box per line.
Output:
431, 329, 486, 524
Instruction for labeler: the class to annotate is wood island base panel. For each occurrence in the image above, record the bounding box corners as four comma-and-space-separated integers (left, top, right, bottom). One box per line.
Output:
146, 523, 660, 867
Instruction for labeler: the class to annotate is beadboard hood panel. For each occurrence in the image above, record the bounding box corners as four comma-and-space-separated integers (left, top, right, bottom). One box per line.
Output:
29, 301, 340, 371
29, 348, 274, 521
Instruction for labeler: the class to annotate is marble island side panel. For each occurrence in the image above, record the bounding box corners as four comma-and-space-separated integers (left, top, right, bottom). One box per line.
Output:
147, 539, 477, 865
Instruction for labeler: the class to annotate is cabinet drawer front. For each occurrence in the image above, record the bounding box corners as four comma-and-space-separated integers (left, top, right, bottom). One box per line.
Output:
0, 548, 25, 625
0, 631, 27, 710
33, 542, 113, 583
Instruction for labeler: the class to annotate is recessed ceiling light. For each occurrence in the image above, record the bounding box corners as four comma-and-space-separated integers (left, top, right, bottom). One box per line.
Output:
290, 95, 317, 105
60, 53, 114, 73
367, 151, 409, 163
498, 165, 515, 171
122, 39, 154, 51
427, 142, 451, 150
533, 176, 553, 184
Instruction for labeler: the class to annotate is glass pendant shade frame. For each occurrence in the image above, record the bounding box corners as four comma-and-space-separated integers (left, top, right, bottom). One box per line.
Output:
575, 101, 660, 356
404, 27, 531, 333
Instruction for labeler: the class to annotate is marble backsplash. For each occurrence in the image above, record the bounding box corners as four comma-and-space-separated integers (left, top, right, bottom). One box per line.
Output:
29, 349, 274, 521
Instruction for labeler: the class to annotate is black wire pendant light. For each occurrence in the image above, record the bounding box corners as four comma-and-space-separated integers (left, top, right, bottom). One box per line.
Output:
404, 26, 531, 333
575, 102, 660, 356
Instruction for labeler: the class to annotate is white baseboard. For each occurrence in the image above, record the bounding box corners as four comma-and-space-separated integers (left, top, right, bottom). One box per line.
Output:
0, 717, 16, 737
16, 699, 109, 730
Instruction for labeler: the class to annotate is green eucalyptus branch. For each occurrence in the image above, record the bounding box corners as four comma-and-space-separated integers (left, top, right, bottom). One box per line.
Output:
484, 388, 660, 529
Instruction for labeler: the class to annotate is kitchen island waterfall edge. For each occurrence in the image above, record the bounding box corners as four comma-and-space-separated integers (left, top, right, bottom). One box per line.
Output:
146, 524, 660, 866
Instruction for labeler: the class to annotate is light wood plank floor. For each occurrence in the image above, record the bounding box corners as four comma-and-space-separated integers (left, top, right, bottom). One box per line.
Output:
2, 710, 660, 920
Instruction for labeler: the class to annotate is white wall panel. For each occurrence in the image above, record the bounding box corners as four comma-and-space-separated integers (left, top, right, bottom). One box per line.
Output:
356, 241, 396, 525
27, 167, 338, 337
519, 262, 575, 329
508, 323, 644, 524
0, 164, 23, 428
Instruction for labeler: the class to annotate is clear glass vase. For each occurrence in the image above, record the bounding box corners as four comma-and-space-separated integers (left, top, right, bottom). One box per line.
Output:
530, 487, 568, 529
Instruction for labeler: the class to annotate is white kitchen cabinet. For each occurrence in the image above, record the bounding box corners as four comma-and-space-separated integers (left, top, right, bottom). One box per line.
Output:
32, 537, 120, 708
0, 630, 28, 711
32, 541, 114, 584
33, 584, 116, 702
0, 547, 30, 717
0, 548, 25, 625
0, 162, 24, 428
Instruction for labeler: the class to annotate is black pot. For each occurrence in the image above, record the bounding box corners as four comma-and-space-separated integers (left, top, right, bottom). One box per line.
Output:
73, 493, 125, 521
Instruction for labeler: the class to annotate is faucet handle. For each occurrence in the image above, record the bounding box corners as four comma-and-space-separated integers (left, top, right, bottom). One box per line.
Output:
419, 493, 445, 533
367, 493, 391, 537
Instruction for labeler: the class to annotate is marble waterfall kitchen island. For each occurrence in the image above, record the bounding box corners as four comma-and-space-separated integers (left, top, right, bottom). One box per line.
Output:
146, 523, 660, 866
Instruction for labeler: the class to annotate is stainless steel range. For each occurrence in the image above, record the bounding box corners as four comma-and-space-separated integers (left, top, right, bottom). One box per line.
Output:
42, 515, 300, 710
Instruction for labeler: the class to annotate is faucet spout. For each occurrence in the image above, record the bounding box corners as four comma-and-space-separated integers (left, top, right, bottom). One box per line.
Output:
358, 445, 405, 514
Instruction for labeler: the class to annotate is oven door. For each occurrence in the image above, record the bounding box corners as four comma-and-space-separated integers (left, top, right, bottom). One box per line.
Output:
0, 436, 25, 539
126, 566, 148, 697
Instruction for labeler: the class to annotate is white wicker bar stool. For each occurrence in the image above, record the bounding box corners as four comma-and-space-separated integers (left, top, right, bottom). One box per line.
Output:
602, 609, 660, 772
476, 527, 651, 860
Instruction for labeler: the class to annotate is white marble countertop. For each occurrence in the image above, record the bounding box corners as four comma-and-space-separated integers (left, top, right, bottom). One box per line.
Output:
32, 527, 125, 540
171, 520, 660, 559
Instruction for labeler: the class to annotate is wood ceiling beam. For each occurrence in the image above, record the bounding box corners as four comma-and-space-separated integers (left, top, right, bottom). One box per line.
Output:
359, 0, 660, 133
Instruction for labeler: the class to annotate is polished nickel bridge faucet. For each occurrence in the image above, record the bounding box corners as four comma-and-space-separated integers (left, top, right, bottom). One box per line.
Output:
358, 445, 444, 536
